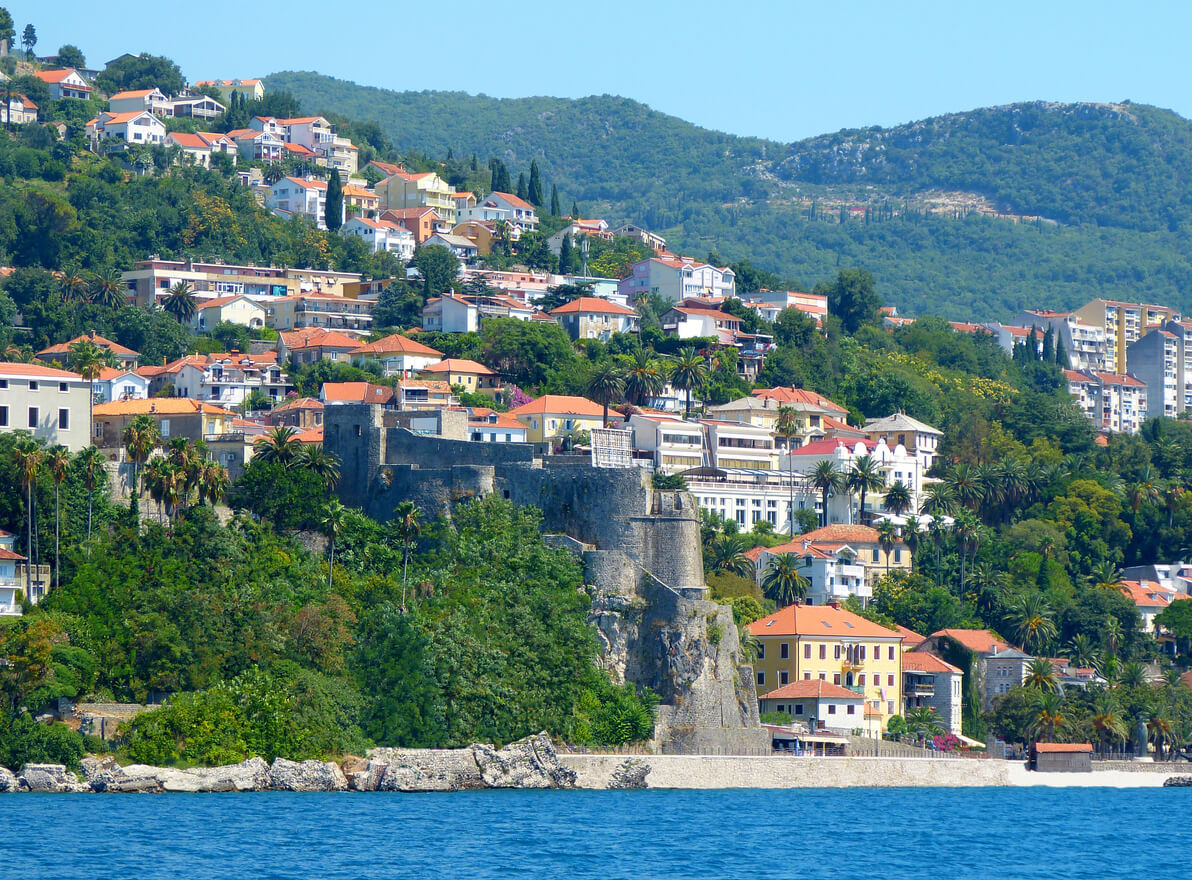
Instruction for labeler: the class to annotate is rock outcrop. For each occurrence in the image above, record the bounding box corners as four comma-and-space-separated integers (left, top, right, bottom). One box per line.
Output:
76, 756, 269, 793
268, 758, 348, 792
19, 764, 89, 792
0, 766, 22, 792
1164, 776, 1192, 786
608, 758, 651, 790
473, 732, 577, 789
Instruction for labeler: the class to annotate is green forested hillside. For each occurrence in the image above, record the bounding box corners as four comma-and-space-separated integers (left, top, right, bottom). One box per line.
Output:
266, 71, 1192, 318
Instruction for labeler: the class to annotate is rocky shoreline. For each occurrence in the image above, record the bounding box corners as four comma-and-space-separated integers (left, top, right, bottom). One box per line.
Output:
0, 733, 648, 794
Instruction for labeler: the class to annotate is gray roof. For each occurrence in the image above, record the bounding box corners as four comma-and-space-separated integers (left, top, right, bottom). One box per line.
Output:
864, 412, 942, 436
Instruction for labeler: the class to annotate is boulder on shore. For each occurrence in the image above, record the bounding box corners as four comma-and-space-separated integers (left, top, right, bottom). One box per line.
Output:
473, 732, 577, 789
19, 764, 90, 793
0, 766, 21, 793
608, 758, 651, 790
269, 758, 348, 792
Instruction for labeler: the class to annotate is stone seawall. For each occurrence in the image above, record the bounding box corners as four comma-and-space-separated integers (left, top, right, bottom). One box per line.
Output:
561, 755, 1177, 789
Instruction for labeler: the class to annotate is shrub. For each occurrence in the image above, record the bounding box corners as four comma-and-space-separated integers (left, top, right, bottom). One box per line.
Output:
0, 714, 86, 770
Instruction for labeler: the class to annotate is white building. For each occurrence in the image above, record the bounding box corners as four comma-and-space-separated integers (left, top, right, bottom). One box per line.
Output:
467, 408, 527, 444
478, 192, 538, 230
268, 177, 340, 230
618, 256, 736, 304
192, 295, 268, 333
93, 368, 149, 404
422, 294, 478, 333
342, 217, 415, 260
87, 111, 167, 148
1011, 309, 1107, 371
171, 353, 289, 407
0, 94, 38, 125
902, 652, 964, 735
108, 88, 173, 116
550, 297, 638, 341
661, 304, 742, 341
626, 412, 706, 473
750, 540, 870, 607
0, 530, 29, 615
784, 438, 928, 524
702, 419, 777, 470
1063, 369, 1147, 434
0, 362, 92, 451
862, 413, 942, 473
424, 233, 478, 261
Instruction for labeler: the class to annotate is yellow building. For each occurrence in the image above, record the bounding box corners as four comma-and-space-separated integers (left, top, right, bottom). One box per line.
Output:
1073, 298, 1179, 374
507, 394, 606, 443
378, 169, 457, 223
418, 358, 500, 395
746, 602, 903, 732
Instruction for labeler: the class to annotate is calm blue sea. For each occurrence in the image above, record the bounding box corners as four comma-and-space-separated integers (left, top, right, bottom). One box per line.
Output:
0, 787, 1186, 879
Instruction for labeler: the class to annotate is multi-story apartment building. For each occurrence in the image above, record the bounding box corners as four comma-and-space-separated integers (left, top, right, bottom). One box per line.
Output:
267, 177, 343, 230
169, 352, 290, 407
1063, 370, 1147, 434
378, 169, 457, 223
549, 297, 638, 341
785, 437, 928, 523
701, 419, 777, 470
1073, 298, 1179, 374
748, 538, 870, 607
625, 412, 707, 473
862, 412, 942, 473
617, 256, 736, 304
902, 652, 964, 735
747, 602, 904, 731
1010, 309, 1107, 371
268, 293, 374, 332
0, 363, 92, 451
915, 629, 1032, 712
341, 217, 416, 260
123, 260, 362, 307
750, 524, 910, 595
1127, 329, 1181, 420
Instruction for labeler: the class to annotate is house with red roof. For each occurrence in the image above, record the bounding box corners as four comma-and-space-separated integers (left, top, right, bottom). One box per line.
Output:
466, 407, 527, 444
33, 68, 92, 100
378, 169, 457, 223
349, 333, 442, 376
166, 131, 239, 168
276, 328, 363, 365
191, 295, 267, 332
342, 217, 416, 259
320, 381, 395, 406
0, 361, 93, 451
746, 602, 904, 731
108, 88, 172, 117
479, 192, 538, 230
194, 78, 265, 102
902, 651, 964, 734
267, 177, 342, 230
549, 297, 638, 341
914, 629, 1032, 711
86, 110, 166, 147
266, 396, 324, 431
507, 394, 606, 443
225, 127, 285, 162
758, 680, 866, 732
660, 303, 741, 342
418, 358, 499, 394
379, 207, 444, 245
37, 332, 139, 369
618, 255, 736, 304
1, 94, 37, 126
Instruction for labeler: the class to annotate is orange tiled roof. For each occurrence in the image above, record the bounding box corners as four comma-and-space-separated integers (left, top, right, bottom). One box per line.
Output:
928, 629, 1015, 654
895, 625, 926, 647
271, 396, 323, 413
93, 398, 234, 417
508, 394, 605, 418
549, 297, 636, 316
753, 387, 848, 413
279, 328, 360, 350
321, 382, 394, 404
0, 362, 82, 380
1035, 743, 1093, 753
487, 191, 534, 211
34, 69, 88, 85
759, 680, 864, 701
746, 603, 902, 639
38, 332, 138, 358
349, 333, 442, 358
420, 358, 494, 376
901, 652, 961, 674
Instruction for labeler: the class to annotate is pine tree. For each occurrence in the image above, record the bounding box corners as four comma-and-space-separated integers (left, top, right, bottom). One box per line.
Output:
516, 172, 527, 201
558, 233, 574, 275
1055, 333, 1068, 367
550, 184, 560, 216
324, 169, 344, 231
528, 160, 544, 206
1042, 326, 1055, 363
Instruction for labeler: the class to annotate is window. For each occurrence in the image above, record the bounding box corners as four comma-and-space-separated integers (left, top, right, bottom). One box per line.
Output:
827, 705, 836, 715
859, 674, 865, 686
818, 673, 826, 681
834, 645, 841, 659
847, 704, 855, 715
756, 643, 764, 660
794, 703, 803, 715
888, 674, 895, 687
833, 673, 841, 685
818, 645, 826, 660
889, 646, 895, 660
58, 409, 69, 430
888, 701, 895, 714
756, 671, 765, 687
28, 382, 38, 391
894, 549, 902, 563
27, 406, 38, 428
859, 645, 866, 661
780, 643, 789, 659
803, 643, 811, 659
0, 406, 6, 426
59, 382, 69, 392
779, 671, 789, 685
872, 548, 879, 562
0, 379, 7, 388
873, 644, 881, 658
161, 419, 171, 438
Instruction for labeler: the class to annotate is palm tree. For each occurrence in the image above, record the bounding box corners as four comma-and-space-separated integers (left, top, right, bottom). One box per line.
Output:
1090, 561, 1125, 592
12, 441, 43, 599
926, 515, 949, 586
45, 446, 70, 591
883, 481, 912, 516
122, 413, 160, 515
773, 405, 801, 450
875, 519, 898, 576
1118, 661, 1148, 691
624, 349, 666, 406
298, 445, 341, 489
70, 339, 112, 437
945, 462, 984, 510
143, 457, 170, 524
1148, 714, 1177, 762
90, 268, 126, 310
761, 554, 810, 607
320, 499, 347, 592
586, 362, 625, 428
901, 519, 923, 572
60, 270, 91, 304
199, 460, 230, 507
1165, 485, 1186, 527
1090, 690, 1128, 755
78, 446, 105, 546
967, 562, 1006, 615
669, 346, 707, 419
1024, 658, 1058, 692
809, 460, 842, 528
392, 500, 423, 612
1103, 614, 1124, 660
920, 482, 956, 518
709, 534, 751, 577
162, 281, 197, 324
1064, 633, 1098, 668
254, 425, 300, 467
904, 707, 944, 744
952, 508, 981, 592
738, 628, 761, 663
1028, 690, 1069, 743
1002, 593, 1057, 655
846, 454, 885, 524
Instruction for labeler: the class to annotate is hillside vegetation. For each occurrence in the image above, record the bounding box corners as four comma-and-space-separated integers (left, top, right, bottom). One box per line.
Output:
266, 71, 1192, 318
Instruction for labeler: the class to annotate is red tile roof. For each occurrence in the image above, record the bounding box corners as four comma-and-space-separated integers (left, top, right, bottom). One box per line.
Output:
1034, 743, 1092, 753
488, 191, 534, 211
34, 69, 89, 86
37, 332, 138, 359
746, 603, 902, 639
349, 333, 442, 358
759, 680, 864, 701
901, 652, 961, 674
752, 387, 848, 413
0, 362, 83, 380
927, 629, 1015, 654
549, 297, 637, 316
508, 394, 605, 418
321, 382, 394, 404
895, 625, 926, 647
420, 358, 495, 376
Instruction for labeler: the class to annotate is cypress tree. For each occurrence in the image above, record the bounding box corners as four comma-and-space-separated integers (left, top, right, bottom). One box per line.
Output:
494, 161, 511, 193
1055, 333, 1067, 367
528, 160, 544, 206
571, 200, 579, 218
324, 170, 344, 231
1027, 327, 1039, 360
1042, 326, 1054, 363
447, 148, 454, 160
516, 172, 527, 201
471, 153, 478, 171
490, 160, 498, 193
558, 233, 574, 275
550, 184, 560, 216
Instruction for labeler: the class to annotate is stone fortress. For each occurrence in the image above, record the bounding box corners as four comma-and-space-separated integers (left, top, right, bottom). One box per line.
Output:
325, 404, 767, 753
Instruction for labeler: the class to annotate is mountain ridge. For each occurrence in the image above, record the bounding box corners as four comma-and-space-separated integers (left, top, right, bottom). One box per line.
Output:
264, 71, 1192, 319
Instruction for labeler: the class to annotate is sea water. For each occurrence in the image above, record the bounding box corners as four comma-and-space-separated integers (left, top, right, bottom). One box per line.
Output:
1, 787, 1186, 879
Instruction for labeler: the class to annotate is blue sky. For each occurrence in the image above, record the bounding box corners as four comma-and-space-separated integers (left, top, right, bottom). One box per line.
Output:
9, 0, 1189, 141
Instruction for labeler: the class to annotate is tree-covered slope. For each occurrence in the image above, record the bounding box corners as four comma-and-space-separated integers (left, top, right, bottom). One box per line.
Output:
266, 71, 1192, 318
